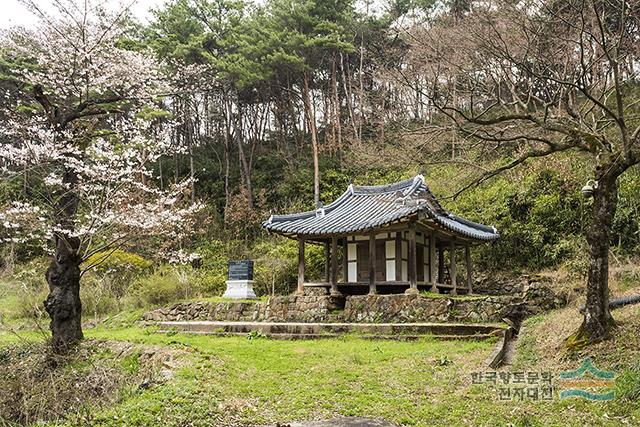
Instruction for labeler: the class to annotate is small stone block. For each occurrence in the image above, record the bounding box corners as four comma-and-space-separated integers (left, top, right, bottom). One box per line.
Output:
223, 280, 257, 299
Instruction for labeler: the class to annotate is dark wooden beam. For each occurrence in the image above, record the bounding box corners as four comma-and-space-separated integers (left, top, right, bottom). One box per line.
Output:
429, 234, 438, 293
342, 238, 348, 283
406, 221, 418, 295
395, 232, 402, 281
369, 232, 377, 295
297, 238, 305, 295
450, 241, 457, 296
324, 241, 330, 283
330, 237, 340, 296
438, 245, 445, 284
465, 244, 472, 294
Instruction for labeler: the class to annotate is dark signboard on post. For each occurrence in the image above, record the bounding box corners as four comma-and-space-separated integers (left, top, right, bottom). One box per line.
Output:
228, 260, 254, 281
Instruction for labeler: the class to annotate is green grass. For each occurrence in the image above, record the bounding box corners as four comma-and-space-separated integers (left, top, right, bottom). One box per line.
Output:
0, 274, 49, 332
510, 315, 546, 370
0, 329, 46, 345
0, 293, 22, 319
2, 270, 639, 427
0, 324, 637, 426
78, 327, 496, 426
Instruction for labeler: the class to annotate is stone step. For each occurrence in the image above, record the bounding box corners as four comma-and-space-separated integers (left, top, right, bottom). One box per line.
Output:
156, 330, 496, 341
152, 320, 505, 340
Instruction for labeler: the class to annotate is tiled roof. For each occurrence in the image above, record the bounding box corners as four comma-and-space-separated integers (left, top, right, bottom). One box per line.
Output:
263, 175, 499, 241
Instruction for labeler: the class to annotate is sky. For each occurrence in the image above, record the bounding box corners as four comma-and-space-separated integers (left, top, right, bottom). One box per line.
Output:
0, 0, 167, 29
0, 0, 386, 30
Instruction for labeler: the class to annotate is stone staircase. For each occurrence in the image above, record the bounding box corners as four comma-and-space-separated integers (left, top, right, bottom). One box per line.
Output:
152, 320, 506, 341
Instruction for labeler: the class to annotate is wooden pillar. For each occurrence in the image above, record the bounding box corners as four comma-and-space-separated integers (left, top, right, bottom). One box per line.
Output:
395, 232, 402, 281
465, 244, 472, 294
324, 241, 330, 283
438, 244, 445, 284
429, 234, 438, 293
297, 238, 305, 295
368, 232, 377, 295
330, 237, 340, 296
406, 222, 418, 294
450, 241, 457, 296
342, 238, 348, 283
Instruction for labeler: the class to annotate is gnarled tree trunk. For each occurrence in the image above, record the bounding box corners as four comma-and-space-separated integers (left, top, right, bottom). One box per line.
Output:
583, 175, 617, 337
45, 236, 82, 353
44, 168, 83, 353
569, 172, 618, 347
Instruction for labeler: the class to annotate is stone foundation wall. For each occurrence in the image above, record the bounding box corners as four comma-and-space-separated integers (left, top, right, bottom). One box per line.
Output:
143, 300, 266, 322
142, 276, 568, 325
342, 294, 519, 323
144, 294, 530, 324
473, 274, 526, 295
264, 295, 342, 322
522, 280, 569, 315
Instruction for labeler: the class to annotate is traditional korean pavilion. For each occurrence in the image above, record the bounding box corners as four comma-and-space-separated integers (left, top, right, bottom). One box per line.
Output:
263, 175, 499, 296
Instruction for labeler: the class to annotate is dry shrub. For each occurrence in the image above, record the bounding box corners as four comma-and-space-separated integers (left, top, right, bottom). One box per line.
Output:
536, 267, 584, 305
513, 268, 640, 374
609, 257, 640, 295
538, 255, 640, 309
224, 186, 267, 240
0, 340, 188, 425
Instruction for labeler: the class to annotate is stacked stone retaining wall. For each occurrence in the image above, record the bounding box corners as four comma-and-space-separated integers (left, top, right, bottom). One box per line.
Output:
143, 276, 568, 325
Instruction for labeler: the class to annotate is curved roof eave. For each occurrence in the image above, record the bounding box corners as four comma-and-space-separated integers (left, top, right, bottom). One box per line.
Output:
262, 175, 499, 242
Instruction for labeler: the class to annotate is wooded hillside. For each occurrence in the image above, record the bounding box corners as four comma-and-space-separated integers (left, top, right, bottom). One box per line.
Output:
1, 0, 640, 347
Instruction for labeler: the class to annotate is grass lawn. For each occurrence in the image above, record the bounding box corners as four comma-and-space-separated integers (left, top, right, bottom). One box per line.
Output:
1, 323, 634, 427
1, 273, 639, 426
80, 328, 496, 426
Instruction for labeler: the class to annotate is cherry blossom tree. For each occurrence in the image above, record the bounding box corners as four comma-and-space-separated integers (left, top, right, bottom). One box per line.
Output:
0, 0, 200, 352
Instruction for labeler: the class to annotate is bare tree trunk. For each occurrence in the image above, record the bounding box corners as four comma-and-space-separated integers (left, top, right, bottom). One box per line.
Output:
223, 119, 231, 218
332, 55, 342, 160
236, 105, 254, 209
568, 173, 618, 347
174, 98, 181, 184
187, 113, 195, 204
358, 34, 365, 142
302, 71, 320, 206
340, 53, 358, 142
222, 94, 233, 220
155, 125, 164, 190
583, 176, 617, 337
323, 91, 331, 148
44, 167, 83, 354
